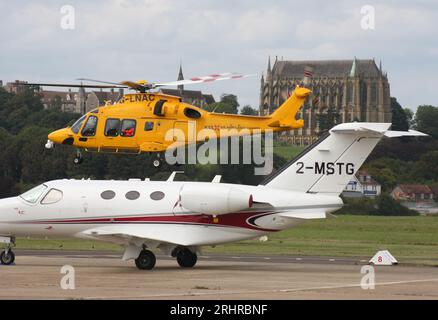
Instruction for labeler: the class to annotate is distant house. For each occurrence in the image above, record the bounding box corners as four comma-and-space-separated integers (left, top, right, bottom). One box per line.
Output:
342, 171, 381, 198
429, 185, 438, 200
3, 80, 29, 94
38, 90, 77, 113
38, 89, 123, 114
391, 184, 437, 214
85, 90, 123, 113
391, 184, 434, 202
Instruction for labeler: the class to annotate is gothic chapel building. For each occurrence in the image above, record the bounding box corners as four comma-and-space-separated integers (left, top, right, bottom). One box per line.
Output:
259, 57, 392, 145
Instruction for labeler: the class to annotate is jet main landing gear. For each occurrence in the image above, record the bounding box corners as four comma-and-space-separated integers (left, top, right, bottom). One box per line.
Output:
135, 249, 156, 270
0, 237, 15, 265
173, 247, 198, 268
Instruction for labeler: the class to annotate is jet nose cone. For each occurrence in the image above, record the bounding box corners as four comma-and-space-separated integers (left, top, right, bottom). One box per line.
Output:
48, 128, 70, 145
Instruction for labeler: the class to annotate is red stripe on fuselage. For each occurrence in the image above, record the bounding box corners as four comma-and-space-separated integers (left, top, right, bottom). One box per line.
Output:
18, 211, 277, 232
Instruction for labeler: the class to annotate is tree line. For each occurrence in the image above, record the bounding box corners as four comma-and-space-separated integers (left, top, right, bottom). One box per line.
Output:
0, 88, 271, 198
0, 87, 436, 217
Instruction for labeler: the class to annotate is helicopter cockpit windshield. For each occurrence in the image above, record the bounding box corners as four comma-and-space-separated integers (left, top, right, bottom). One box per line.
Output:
71, 115, 86, 134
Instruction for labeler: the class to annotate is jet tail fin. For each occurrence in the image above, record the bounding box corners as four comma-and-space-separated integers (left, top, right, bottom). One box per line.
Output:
261, 122, 427, 195
267, 87, 310, 129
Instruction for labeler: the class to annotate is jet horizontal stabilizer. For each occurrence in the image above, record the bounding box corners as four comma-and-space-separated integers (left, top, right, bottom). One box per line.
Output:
383, 129, 428, 138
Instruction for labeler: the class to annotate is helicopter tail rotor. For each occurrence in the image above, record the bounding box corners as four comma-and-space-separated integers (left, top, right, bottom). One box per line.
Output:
154, 72, 255, 88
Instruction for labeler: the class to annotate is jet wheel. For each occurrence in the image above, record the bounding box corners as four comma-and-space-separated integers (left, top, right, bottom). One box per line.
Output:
176, 249, 198, 268
0, 250, 15, 265
135, 250, 156, 270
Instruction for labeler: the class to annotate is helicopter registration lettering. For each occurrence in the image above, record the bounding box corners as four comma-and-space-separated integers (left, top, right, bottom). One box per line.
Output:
121, 94, 155, 103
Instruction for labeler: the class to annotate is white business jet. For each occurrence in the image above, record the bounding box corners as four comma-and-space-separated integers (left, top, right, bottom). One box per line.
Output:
0, 123, 426, 270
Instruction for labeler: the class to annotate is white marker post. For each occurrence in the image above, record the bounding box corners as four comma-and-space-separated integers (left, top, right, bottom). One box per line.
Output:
369, 250, 398, 266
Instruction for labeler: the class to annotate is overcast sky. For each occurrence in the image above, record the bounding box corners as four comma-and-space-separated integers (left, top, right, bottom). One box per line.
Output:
1, 0, 437, 111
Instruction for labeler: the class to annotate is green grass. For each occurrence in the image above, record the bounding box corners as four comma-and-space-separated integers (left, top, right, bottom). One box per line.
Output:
273, 144, 304, 160
205, 215, 438, 265
14, 215, 438, 266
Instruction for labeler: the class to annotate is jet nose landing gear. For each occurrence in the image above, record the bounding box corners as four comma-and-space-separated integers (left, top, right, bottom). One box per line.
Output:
0, 237, 16, 265
0, 250, 15, 265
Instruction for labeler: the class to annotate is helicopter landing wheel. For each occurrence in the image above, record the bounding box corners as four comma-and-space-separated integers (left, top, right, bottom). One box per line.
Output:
152, 159, 161, 168
73, 150, 83, 165
152, 153, 162, 168
73, 156, 83, 165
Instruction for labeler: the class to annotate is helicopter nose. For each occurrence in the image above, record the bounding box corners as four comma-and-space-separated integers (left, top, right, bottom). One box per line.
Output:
48, 128, 72, 145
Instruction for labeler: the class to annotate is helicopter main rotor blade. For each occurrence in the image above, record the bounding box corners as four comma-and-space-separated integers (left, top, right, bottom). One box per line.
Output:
76, 78, 122, 86
153, 73, 256, 88
22, 82, 127, 89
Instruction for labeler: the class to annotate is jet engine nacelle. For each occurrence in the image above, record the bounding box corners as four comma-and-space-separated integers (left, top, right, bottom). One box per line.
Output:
180, 185, 253, 215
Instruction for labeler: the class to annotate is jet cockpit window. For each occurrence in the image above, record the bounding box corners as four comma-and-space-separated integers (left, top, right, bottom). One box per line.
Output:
71, 115, 86, 134
121, 119, 136, 137
20, 184, 48, 204
41, 189, 63, 204
105, 119, 120, 137
81, 116, 98, 137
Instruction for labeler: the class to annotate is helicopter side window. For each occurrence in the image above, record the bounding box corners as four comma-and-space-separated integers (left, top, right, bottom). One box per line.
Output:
144, 121, 154, 131
81, 116, 98, 137
105, 119, 120, 137
71, 115, 86, 134
121, 119, 136, 137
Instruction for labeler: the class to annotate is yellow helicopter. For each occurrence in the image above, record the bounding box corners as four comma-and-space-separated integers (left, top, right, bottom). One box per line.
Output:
30, 72, 311, 167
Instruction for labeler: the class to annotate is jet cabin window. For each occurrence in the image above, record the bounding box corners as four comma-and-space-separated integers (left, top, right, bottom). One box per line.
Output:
105, 119, 120, 137
20, 184, 48, 204
71, 115, 86, 134
41, 189, 63, 204
81, 116, 98, 137
121, 119, 136, 137
101, 190, 116, 200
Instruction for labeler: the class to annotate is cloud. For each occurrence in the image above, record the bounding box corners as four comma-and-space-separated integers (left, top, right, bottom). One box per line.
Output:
0, 0, 437, 110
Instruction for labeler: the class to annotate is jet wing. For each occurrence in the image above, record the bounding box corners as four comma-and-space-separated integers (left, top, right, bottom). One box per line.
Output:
79, 223, 251, 247
277, 211, 326, 219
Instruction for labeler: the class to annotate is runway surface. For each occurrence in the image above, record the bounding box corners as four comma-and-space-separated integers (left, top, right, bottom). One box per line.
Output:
1, 250, 437, 299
